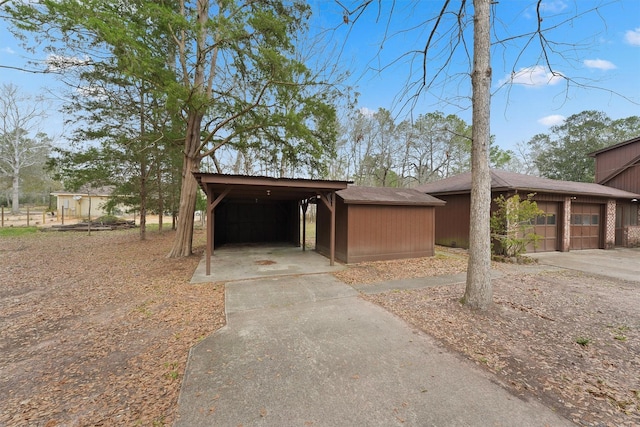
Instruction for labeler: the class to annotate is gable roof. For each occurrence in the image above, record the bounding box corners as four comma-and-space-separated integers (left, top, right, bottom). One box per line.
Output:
338, 186, 445, 206
414, 169, 640, 199
588, 135, 640, 157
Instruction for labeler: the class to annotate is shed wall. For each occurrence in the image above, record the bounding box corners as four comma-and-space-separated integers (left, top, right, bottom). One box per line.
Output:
343, 204, 436, 263
317, 199, 438, 263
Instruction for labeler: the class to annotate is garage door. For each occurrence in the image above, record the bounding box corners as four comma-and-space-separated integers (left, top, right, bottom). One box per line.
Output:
527, 201, 558, 252
570, 203, 602, 250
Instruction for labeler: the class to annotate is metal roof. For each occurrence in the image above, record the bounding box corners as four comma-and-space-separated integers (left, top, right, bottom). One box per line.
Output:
414, 169, 640, 199
338, 186, 445, 206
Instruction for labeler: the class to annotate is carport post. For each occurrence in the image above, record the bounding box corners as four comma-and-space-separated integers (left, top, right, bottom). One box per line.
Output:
319, 192, 336, 266
301, 199, 309, 251
206, 187, 230, 276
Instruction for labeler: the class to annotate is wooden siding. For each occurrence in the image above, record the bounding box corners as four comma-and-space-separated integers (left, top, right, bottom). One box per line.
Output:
593, 138, 640, 194
604, 168, 640, 194
433, 194, 471, 248
594, 139, 640, 186
343, 204, 435, 263
316, 198, 437, 263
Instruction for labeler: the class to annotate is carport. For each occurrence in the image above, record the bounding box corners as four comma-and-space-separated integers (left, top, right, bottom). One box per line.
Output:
193, 173, 350, 275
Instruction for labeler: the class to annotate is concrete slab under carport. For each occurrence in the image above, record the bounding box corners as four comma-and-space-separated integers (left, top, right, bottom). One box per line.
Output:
190, 244, 345, 284
526, 247, 640, 282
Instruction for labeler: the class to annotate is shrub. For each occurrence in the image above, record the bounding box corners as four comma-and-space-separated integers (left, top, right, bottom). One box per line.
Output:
490, 194, 545, 257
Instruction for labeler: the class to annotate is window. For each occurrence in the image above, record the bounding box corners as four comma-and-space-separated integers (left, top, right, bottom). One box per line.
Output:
591, 215, 599, 225
571, 214, 581, 225
582, 215, 591, 225
536, 215, 546, 225
547, 214, 556, 225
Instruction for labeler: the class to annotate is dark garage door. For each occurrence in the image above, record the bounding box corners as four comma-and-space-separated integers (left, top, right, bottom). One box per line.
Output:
528, 201, 558, 252
570, 203, 602, 250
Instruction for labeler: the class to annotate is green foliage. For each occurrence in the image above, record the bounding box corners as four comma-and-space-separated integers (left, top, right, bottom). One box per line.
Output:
528, 111, 640, 182
490, 194, 545, 257
575, 337, 591, 347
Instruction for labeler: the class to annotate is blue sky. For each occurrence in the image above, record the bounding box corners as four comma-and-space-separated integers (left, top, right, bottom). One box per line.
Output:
311, 0, 640, 150
1, 0, 639, 152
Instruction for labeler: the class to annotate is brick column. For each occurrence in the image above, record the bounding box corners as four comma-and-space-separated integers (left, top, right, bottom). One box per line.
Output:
561, 197, 571, 252
604, 200, 616, 249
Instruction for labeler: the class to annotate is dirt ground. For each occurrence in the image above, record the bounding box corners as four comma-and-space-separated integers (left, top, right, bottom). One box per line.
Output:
2, 229, 639, 426
0, 227, 225, 426
337, 250, 640, 427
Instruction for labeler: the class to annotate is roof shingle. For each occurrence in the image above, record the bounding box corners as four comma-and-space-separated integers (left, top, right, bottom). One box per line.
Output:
414, 169, 640, 199
338, 186, 445, 206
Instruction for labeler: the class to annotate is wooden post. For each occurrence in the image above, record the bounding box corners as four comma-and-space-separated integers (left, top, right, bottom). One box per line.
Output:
205, 187, 230, 276
319, 192, 336, 266
27, 206, 30, 227
1, 206, 3, 227
62, 207, 65, 225
301, 199, 309, 251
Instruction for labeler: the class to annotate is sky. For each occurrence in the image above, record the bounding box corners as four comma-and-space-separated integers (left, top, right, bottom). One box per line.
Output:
1, 0, 639, 153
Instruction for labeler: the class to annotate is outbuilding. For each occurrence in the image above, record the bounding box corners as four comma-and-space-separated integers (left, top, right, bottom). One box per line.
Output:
193, 173, 350, 275
316, 186, 445, 263
414, 169, 640, 252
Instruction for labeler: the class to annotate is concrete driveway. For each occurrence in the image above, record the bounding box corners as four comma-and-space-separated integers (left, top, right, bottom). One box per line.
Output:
526, 247, 640, 282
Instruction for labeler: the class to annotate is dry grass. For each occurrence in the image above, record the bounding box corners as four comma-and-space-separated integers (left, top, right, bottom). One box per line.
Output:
0, 227, 225, 426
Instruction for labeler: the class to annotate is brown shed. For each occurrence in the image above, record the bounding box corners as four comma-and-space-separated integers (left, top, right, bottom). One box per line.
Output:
415, 170, 640, 252
316, 186, 445, 263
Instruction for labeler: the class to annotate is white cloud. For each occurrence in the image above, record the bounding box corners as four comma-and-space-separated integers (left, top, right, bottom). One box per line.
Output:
625, 28, 640, 46
499, 65, 564, 88
538, 115, 566, 127
1, 47, 16, 55
584, 59, 616, 70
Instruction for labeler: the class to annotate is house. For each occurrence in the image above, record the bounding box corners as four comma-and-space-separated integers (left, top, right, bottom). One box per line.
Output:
316, 186, 445, 263
51, 186, 115, 219
589, 136, 640, 246
414, 169, 640, 252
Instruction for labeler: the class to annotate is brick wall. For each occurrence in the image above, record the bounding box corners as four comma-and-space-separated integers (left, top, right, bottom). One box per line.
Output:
625, 226, 640, 247
605, 200, 616, 249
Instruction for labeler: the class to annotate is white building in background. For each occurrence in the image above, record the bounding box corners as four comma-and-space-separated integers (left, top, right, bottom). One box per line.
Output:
51, 186, 115, 218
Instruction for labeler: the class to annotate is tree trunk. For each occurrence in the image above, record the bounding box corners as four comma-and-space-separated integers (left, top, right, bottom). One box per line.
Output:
139, 164, 147, 241
167, 111, 203, 258
11, 173, 20, 215
463, 0, 493, 310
